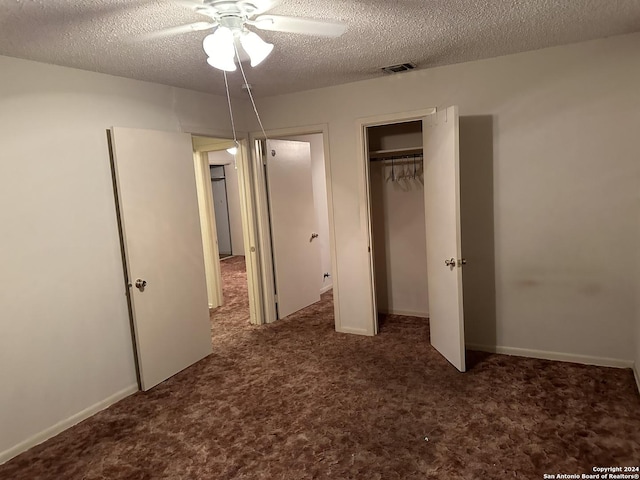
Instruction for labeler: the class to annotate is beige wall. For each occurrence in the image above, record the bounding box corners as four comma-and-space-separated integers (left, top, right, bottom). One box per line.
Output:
0, 55, 244, 461
253, 32, 640, 362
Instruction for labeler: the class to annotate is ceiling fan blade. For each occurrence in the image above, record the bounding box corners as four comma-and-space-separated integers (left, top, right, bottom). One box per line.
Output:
254, 0, 281, 15
171, 0, 206, 8
137, 21, 216, 42
252, 15, 347, 37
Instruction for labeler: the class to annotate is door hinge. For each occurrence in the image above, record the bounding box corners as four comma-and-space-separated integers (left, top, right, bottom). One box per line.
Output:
274, 294, 278, 303
368, 246, 371, 253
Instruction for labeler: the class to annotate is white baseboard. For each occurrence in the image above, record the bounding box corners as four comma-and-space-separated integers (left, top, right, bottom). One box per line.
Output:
379, 309, 428, 318
466, 343, 634, 369
634, 363, 640, 395
336, 326, 372, 336
320, 284, 333, 294
0, 384, 138, 465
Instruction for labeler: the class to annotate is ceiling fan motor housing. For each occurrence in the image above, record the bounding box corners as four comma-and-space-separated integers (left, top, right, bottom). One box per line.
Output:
201, 1, 261, 21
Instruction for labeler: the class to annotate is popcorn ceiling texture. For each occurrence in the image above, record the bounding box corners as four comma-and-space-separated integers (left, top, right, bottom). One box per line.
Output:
1, 0, 639, 97
0, 256, 638, 479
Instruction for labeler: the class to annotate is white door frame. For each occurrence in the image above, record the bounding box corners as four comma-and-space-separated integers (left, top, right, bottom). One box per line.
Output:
249, 124, 340, 328
193, 149, 224, 308
235, 139, 264, 325
355, 108, 436, 335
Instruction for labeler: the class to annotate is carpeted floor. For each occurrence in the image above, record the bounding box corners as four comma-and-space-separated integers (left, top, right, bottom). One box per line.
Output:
2, 255, 639, 479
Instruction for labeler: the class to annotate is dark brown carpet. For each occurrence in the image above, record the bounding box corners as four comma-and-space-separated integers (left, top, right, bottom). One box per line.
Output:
2, 255, 639, 479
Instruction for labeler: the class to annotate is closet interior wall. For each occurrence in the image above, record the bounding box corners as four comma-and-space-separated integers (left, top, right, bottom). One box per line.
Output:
368, 121, 429, 319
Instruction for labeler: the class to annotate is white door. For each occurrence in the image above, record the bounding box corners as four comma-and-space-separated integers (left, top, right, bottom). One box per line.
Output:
265, 139, 321, 318
423, 106, 466, 372
109, 127, 213, 390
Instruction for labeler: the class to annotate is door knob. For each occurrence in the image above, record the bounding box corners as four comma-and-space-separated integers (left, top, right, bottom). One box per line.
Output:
310, 233, 319, 242
444, 258, 456, 267
135, 279, 147, 289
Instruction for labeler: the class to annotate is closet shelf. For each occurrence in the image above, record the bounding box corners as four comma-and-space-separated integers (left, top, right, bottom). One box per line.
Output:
369, 146, 423, 160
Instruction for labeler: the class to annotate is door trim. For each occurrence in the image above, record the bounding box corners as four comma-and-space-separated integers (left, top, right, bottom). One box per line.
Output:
193, 150, 223, 308
249, 124, 340, 329
235, 139, 264, 325
249, 138, 277, 324
355, 108, 436, 336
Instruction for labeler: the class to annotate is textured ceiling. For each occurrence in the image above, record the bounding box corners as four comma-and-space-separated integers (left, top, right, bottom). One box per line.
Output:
1, 0, 640, 98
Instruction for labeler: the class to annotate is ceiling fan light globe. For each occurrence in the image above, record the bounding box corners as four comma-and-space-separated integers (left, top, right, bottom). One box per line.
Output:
206, 56, 237, 72
240, 30, 274, 67
226, 140, 240, 155
202, 27, 235, 58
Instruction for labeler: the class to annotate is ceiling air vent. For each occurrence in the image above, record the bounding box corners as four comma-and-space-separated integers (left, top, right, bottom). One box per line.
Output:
381, 62, 417, 74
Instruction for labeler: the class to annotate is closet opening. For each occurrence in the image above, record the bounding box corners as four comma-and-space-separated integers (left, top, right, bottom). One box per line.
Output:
360, 106, 466, 371
366, 120, 429, 332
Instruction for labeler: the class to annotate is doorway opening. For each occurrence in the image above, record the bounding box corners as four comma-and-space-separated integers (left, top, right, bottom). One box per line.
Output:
192, 135, 255, 332
366, 120, 428, 332
251, 128, 337, 327
358, 107, 466, 372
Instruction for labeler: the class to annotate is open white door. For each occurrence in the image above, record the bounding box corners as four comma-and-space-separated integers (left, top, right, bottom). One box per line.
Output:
423, 106, 466, 372
109, 127, 213, 390
265, 139, 321, 318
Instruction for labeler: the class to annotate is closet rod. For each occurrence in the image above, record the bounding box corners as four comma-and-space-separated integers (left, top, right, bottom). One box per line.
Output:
370, 153, 423, 163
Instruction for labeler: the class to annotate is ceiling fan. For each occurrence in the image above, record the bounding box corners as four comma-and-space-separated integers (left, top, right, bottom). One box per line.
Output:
149, 0, 348, 71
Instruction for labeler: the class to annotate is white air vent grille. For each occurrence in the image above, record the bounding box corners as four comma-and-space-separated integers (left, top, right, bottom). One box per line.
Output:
381, 62, 417, 74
